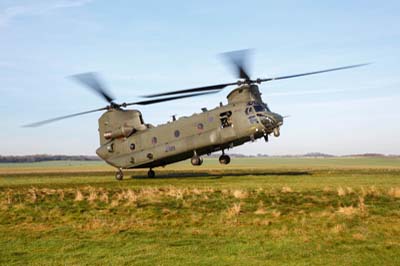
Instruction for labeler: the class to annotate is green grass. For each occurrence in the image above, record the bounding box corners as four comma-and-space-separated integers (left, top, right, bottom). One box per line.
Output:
0, 158, 399, 265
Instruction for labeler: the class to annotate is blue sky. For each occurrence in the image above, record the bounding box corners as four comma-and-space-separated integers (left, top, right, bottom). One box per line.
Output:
1, 0, 399, 155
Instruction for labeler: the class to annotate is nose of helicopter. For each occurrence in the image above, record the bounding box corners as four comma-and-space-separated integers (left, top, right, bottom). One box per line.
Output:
273, 113, 284, 126
259, 112, 283, 134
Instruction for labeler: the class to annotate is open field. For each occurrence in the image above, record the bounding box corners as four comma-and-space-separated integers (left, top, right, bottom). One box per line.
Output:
0, 158, 400, 265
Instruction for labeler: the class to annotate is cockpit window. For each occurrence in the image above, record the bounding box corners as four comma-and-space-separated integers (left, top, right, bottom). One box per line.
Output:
245, 107, 253, 115
247, 101, 271, 112
254, 105, 265, 112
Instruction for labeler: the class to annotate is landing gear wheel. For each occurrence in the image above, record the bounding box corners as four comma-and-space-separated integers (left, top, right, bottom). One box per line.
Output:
148, 169, 155, 178
190, 156, 203, 166
273, 127, 280, 137
115, 169, 124, 181
219, 154, 231, 165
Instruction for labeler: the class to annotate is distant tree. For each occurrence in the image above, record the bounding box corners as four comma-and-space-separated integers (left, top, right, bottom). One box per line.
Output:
0, 154, 100, 163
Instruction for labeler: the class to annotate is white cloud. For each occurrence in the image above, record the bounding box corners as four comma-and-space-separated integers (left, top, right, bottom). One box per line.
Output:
290, 94, 400, 109
267, 83, 400, 97
0, 61, 15, 68
0, 5, 27, 26
267, 88, 348, 97
49, 0, 93, 9
0, 0, 93, 27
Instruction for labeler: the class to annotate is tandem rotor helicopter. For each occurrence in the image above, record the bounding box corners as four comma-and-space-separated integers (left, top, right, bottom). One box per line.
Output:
24, 50, 368, 180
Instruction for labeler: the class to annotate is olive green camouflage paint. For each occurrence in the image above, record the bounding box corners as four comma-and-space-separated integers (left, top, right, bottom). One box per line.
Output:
96, 85, 283, 169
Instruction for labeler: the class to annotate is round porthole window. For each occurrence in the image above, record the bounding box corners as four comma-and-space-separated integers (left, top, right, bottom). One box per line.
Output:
174, 130, 180, 138
197, 123, 204, 130
151, 137, 157, 144
130, 143, 136, 150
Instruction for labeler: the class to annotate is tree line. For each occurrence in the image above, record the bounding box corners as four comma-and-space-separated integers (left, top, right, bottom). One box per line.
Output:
0, 155, 100, 163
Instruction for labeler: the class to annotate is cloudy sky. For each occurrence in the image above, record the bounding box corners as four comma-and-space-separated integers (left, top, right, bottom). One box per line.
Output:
1, 0, 399, 155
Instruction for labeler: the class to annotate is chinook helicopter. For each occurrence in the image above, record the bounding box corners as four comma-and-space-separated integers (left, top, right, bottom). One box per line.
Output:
24, 50, 367, 180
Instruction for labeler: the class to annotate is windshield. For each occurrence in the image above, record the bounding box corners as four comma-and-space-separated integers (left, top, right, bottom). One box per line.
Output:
254, 105, 265, 112
247, 101, 271, 113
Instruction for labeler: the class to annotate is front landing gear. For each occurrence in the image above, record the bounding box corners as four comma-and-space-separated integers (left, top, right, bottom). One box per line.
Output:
115, 169, 124, 181
273, 127, 280, 137
190, 150, 203, 166
191, 156, 203, 166
148, 169, 155, 178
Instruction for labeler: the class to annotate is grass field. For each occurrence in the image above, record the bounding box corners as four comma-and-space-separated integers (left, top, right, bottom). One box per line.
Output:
0, 158, 399, 265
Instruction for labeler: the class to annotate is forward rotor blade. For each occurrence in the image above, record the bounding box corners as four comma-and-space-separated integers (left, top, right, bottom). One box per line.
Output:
143, 49, 252, 99
22, 107, 108, 127
259, 63, 370, 83
222, 49, 252, 80
142, 83, 236, 98
124, 91, 219, 106
70, 72, 115, 103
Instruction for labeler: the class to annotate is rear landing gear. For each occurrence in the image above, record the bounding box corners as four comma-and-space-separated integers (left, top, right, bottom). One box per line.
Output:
148, 169, 155, 178
219, 154, 231, 165
115, 169, 124, 181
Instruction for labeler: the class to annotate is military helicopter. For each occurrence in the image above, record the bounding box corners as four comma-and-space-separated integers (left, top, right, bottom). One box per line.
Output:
24, 50, 368, 180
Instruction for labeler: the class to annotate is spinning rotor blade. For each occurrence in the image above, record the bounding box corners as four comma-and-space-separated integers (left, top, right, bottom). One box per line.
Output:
222, 49, 252, 80
23, 82, 219, 127
143, 62, 368, 99
22, 107, 108, 127
70, 72, 115, 103
258, 63, 370, 83
124, 91, 219, 106
142, 83, 236, 98
23, 49, 369, 128
143, 49, 252, 99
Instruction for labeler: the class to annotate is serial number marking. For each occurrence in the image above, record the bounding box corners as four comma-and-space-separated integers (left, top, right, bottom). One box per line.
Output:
165, 145, 176, 152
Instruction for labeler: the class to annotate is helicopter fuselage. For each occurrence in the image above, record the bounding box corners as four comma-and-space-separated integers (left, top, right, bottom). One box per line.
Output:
96, 84, 283, 169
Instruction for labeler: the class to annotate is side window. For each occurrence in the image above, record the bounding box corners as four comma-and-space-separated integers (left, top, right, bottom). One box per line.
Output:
254, 105, 265, 112
245, 107, 253, 115
220, 111, 232, 128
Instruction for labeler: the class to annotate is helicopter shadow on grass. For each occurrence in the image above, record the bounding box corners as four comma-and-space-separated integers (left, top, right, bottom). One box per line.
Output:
130, 170, 311, 180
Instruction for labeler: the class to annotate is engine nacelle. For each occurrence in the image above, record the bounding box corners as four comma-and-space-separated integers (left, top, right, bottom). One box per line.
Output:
98, 109, 146, 145
103, 125, 135, 140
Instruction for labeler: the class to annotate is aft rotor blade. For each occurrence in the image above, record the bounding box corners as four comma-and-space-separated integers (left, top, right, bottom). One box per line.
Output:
142, 83, 236, 98
222, 49, 252, 80
259, 63, 370, 83
70, 72, 115, 103
22, 107, 108, 127
124, 91, 219, 106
